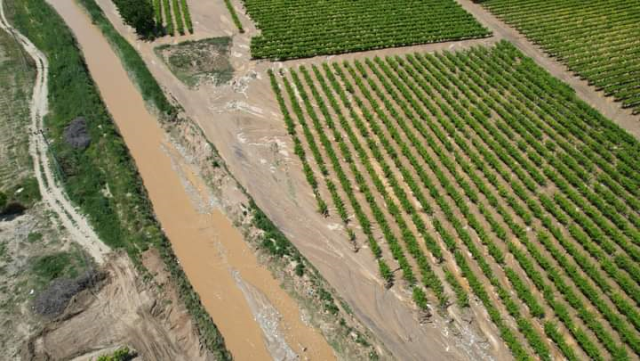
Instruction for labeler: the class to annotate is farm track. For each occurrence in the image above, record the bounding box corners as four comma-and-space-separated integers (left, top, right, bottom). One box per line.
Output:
0, 0, 109, 264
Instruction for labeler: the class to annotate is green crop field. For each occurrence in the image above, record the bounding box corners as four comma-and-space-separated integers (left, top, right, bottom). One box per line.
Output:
270, 41, 640, 360
243, 0, 490, 60
481, 0, 640, 114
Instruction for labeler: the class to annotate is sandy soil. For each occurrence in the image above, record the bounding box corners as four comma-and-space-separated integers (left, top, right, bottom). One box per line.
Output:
46, 1, 335, 360
22, 251, 213, 361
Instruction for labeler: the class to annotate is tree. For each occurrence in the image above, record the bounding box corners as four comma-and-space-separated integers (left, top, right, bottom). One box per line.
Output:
113, 0, 156, 38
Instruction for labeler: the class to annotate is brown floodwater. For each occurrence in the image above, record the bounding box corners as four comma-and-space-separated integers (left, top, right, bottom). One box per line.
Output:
45, 0, 335, 359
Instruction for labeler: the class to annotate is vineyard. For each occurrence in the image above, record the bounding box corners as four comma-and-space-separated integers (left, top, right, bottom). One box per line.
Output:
269, 41, 640, 360
151, 0, 193, 36
480, 0, 640, 114
242, 0, 490, 60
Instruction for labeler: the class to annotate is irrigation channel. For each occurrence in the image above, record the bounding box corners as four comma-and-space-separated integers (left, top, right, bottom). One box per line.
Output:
44, 0, 335, 359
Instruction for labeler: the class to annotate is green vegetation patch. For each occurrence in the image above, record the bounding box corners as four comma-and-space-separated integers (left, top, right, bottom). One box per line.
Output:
0, 191, 6, 213
31, 251, 83, 283
112, 0, 156, 38
482, 0, 640, 114
155, 37, 233, 88
243, 0, 490, 60
1, 177, 41, 215
97, 346, 134, 361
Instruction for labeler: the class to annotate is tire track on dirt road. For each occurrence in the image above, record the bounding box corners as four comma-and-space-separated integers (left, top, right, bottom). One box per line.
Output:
0, 0, 109, 264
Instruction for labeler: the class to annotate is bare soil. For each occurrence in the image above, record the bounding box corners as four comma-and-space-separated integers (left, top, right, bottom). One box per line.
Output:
21, 251, 214, 361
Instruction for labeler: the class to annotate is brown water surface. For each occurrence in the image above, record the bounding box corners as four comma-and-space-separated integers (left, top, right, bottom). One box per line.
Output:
45, 0, 335, 359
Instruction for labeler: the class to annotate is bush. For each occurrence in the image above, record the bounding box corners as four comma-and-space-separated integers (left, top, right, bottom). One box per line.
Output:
32, 253, 74, 282
97, 347, 133, 361
112, 0, 156, 38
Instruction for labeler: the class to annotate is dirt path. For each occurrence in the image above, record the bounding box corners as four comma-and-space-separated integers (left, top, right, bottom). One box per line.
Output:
455, 0, 640, 139
45, 0, 335, 360
0, 0, 109, 264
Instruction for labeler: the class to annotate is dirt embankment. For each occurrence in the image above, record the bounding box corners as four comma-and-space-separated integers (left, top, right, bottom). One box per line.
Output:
22, 251, 214, 361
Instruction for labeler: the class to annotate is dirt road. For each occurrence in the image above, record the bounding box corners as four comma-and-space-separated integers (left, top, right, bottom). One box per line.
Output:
0, 0, 109, 264
45, 0, 335, 359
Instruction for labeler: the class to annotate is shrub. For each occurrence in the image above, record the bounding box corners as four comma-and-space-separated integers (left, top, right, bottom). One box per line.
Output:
32, 253, 74, 282
97, 346, 133, 361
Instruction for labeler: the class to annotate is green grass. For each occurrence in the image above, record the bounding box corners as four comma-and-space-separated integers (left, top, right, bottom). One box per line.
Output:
32, 252, 80, 282
0, 24, 35, 190
97, 346, 133, 361
27, 232, 43, 244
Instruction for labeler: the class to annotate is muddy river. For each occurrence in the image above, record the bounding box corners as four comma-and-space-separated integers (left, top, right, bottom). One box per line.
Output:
45, 0, 334, 359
